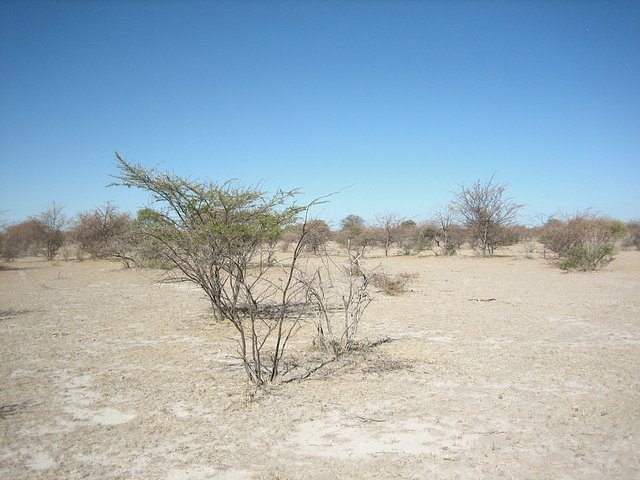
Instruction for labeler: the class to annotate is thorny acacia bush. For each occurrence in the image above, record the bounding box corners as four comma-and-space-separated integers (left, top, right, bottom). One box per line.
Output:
452, 177, 522, 257
560, 243, 616, 271
374, 212, 405, 257
73, 203, 132, 260
623, 220, 640, 251
0, 220, 44, 261
280, 219, 331, 254
304, 243, 373, 357
0, 205, 67, 262
112, 154, 375, 385
541, 213, 627, 271
430, 207, 465, 256
335, 215, 376, 257
395, 216, 464, 257
129, 208, 176, 269
31, 203, 67, 261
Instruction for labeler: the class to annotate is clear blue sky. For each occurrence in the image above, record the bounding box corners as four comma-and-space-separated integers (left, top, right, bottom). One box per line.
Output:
1, 0, 639, 227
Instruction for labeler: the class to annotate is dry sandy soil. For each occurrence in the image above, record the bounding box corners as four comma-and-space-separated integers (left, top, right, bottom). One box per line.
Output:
1, 247, 639, 479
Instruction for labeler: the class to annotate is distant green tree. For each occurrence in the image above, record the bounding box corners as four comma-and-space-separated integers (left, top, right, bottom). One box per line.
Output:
340, 215, 365, 237
336, 214, 374, 255
396, 220, 418, 255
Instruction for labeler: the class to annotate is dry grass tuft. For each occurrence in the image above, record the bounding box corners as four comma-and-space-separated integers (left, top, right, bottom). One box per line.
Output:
370, 272, 417, 295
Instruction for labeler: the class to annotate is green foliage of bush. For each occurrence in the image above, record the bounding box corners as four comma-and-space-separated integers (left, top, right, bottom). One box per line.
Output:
335, 215, 377, 255
113, 153, 327, 386
542, 213, 626, 271
560, 243, 616, 271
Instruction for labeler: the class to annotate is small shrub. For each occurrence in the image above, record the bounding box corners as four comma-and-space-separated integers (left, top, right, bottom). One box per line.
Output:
370, 272, 416, 295
0, 219, 46, 261
623, 221, 640, 250
560, 243, 616, 271
542, 213, 626, 271
280, 220, 331, 254
305, 246, 372, 358
523, 240, 537, 257
73, 203, 131, 259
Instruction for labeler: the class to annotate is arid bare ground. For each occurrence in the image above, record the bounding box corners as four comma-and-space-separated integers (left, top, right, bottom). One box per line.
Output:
1, 248, 639, 479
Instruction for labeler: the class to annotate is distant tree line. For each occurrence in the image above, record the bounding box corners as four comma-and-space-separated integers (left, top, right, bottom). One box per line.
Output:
1, 177, 637, 272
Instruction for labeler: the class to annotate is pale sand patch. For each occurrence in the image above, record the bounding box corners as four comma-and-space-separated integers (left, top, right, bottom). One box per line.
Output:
91, 407, 136, 425
24, 448, 55, 471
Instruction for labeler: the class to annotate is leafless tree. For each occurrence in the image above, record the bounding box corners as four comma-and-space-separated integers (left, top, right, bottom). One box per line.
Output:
73, 203, 132, 259
31, 202, 67, 260
451, 177, 522, 256
432, 206, 464, 256
375, 212, 404, 256
305, 240, 372, 356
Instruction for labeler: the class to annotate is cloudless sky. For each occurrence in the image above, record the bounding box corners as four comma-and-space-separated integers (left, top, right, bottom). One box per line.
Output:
1, 0, 639, 227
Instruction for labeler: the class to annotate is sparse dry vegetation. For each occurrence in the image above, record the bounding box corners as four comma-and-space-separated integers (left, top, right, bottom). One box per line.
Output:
451, 176, 523, 257
305, 245, 373, 357
72, 203, 132, 260
0, 205, 67, 261
374, 212, 405, 257
370, 271, 416, 296
623, 220, 640, 250
2, 3, 638, 477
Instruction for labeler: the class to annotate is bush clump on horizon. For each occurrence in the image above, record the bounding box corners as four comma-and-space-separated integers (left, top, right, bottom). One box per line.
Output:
541, 213, 626, 271
72, 203, 132, 260
622, 220, 640, 251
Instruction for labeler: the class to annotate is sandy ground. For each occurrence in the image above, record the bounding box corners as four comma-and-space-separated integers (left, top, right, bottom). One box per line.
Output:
1, 247, 639, 479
